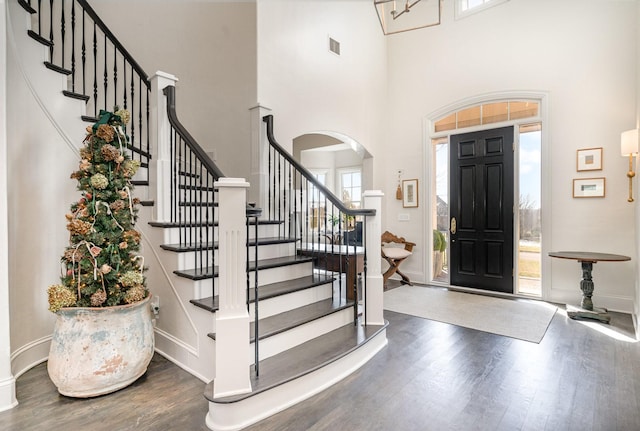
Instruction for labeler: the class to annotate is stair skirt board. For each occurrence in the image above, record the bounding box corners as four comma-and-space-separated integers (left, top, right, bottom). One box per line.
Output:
249, 306, 354, 363
205, 328, 388, 431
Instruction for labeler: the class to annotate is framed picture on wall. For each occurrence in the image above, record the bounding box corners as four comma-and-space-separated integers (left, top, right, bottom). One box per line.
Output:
573, 177, 605, 198
402, 179, 419, 208
577, 147, 603, 171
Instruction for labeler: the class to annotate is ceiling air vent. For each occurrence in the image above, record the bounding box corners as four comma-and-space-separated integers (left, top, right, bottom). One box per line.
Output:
329, 37, 340, 56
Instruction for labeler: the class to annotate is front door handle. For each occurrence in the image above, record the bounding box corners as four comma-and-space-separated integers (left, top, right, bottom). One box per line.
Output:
450, 217, 457, 235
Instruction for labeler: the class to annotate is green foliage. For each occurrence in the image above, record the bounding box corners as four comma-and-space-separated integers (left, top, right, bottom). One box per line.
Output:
48, 109, 147, 312
433, 229, 446, 252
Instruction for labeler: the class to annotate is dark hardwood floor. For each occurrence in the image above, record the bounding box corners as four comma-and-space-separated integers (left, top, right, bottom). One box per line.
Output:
2, 287, 640, 430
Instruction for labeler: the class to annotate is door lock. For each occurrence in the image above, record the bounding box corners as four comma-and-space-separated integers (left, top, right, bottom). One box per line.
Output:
450, 217, 457, 235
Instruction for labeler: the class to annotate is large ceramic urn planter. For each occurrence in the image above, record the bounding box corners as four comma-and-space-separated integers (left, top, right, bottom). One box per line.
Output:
47, 295, 154, 398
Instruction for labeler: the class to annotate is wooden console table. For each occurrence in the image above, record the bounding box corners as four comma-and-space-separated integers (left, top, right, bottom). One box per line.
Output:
298, 244, 364, 301
548, 251, 630, 323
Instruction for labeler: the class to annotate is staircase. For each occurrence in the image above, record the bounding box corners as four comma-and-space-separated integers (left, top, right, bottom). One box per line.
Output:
9, 1, 388, 429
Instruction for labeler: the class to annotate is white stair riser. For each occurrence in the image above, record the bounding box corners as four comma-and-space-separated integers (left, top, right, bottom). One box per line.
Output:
171, 275, 215, 302
248, 283, 333, 321
162, 226, 216, 245
248, 242, 296, 260
249, 307, 354, 363
247, 223, 283, 239
248, 261, 313, 286
176, 207, 216, 223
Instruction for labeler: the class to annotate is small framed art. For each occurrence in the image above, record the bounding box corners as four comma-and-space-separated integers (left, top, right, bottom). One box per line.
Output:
573, 177, 605, 198
402, 179, 418, 208
577, 147, 603, 172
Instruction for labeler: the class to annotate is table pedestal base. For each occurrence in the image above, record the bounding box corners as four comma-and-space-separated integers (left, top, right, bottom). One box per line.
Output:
566, 304, 611, 324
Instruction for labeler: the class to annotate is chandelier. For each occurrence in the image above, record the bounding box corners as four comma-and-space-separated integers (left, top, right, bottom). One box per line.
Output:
374, 0, 442, 35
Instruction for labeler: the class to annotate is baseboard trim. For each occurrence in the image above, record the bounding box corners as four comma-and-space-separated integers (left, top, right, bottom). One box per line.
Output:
0, 376, 18, 413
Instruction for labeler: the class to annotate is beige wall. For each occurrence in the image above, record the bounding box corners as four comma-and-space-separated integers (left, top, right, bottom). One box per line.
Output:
256, 0, 388, 160
385, 0, 638, 310
91, 0, 258, 180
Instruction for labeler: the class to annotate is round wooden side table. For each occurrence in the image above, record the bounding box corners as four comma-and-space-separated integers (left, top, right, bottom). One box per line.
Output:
549, 251, 631, 323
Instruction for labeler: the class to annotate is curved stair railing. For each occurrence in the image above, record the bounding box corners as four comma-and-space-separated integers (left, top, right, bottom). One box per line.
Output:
18, 0, 151, 184
263, 115, 376, 324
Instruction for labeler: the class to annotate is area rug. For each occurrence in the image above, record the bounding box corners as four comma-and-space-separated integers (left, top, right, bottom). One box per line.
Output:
383, 286, 557, 343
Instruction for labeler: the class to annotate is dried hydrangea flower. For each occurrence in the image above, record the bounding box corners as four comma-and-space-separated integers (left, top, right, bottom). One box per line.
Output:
67, 219, 93, 236
90, 173, 109, 190
90, 290, 107, 307
79, 159, 92, 171
110, 200, 126, 211
119, 270, 143, 287
101, 144, 120, 162
121, 160, 140, 178
115, 108, 131, 125
96, 124, 115, 142
47, 284, 77, 312
124, 285, 146, 304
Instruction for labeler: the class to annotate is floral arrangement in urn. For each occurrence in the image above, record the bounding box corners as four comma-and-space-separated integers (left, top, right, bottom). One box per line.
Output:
47, 108, 147, 312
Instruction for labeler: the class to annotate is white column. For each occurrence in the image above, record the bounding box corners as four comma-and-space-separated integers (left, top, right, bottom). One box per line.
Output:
0, 0, 18, 412
213, 178, 252, 398
248, 104, 271, 211
149, 71, 179, 222
363, 190, 385, 326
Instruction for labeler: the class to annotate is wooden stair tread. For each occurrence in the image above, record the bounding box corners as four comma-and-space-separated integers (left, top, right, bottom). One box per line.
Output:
189, 274, 335, 312
248, 274, 334, 302
160, 242, 217, 253
174, 255, 314, 280
206, 297, 354, 342
175, 266, 218, 281
248, 236, 296, 246
247, 297, 354, 342
149, 221, 217, 228
206, 319, 388, 403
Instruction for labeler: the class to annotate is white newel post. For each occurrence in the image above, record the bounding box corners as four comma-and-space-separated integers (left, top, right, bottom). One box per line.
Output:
0, 0, 17, 411
363, 190, 385, 326
213, 178, 252, 398
248, 104, 271, 211
149, 71, 178, 223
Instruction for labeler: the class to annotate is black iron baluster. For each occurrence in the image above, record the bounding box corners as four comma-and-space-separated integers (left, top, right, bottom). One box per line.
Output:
277, 153, 282, 226
177, 134, 184, 245
362, 218, 367, 326
268, 146, 272, 220
113, 47, 117, 109
70, 0, 75, 92
60, 0, 65, 69
170, 125, 176, 222
37, 0, 42, 35
130, 70, 135, 150
253, 212, 259, 377
92, 21, 97, 117
48, 0, 53, 60
103, 33, 107, 111
81, 9, 86, 96
138, 78, 143, 162
122, 63, 127, 109
146, 90, 150, 162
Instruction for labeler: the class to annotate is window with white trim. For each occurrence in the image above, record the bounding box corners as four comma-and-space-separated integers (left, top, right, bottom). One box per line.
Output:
339, 168, 362, 209
455, 0, 509, 19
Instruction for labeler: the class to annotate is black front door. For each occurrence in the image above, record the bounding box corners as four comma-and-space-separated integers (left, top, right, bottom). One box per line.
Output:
449, 127, 514, 293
